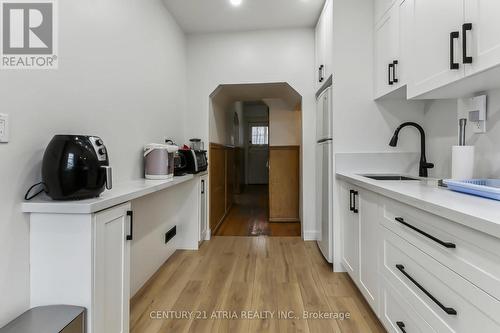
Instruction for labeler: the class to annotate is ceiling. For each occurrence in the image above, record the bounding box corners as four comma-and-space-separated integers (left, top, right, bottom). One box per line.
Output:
211, 83, 302, 110
163, 0, 325, 34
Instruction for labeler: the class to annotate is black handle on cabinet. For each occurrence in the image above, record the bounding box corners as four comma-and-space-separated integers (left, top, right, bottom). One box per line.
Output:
395, 217, 456, 248
396, 264, 457, 315
388, 63, 394, 85
462, 23, 473, 64
201, 179, 205, 194
349, 190, 354, 211
396, 321, 406, 333
126, 210, 134, 241
319, 65, 324, 82
450, 31, 460, 70
352, 191, 359, 214
392, 60, 399, 83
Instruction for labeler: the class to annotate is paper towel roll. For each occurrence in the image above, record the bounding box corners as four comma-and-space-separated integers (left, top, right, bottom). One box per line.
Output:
452, 146, 475, 179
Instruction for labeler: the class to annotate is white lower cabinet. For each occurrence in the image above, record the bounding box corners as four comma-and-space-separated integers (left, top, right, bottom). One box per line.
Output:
199, 174, 208, 241
340, 180, 500, 332
29, 203, 133, 333
340, 182, 380, 312
93, 203, 131, 333
358, 190, 380, 313
380, 277, 434, 333
340, 182, 359, 278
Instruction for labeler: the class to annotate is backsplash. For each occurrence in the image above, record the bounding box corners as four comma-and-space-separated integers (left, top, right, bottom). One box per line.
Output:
424, 88, 500, 179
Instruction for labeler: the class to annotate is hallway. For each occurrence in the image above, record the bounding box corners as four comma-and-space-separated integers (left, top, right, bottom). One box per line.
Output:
215, 185, 301, 237
130, 236, 385, 333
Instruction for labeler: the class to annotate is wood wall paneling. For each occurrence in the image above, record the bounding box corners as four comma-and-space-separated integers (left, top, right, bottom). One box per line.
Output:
269, 146, 300, 222
209, 143, 226, 231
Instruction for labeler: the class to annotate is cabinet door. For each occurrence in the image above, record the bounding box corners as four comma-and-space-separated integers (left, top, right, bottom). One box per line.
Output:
358, 190, 381, 314
409, 0, 464, 97
340, 182, 359, 279
465, 0, 500, 76
315, 13, 325, 88
375, 0, 397, 24
322, 0, 333, 80
398, 0, 413, 87
374, 5, 399, 98
94, 203, 131, 333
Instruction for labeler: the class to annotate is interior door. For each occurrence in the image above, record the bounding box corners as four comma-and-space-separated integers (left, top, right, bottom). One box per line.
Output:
409, 0, 465, 97
93, 203, 130, 333
247, 122, 269, 184
465, 0, 500, 76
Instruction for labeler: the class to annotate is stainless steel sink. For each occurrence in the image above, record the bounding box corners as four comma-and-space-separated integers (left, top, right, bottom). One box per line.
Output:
361, 175, 421, 181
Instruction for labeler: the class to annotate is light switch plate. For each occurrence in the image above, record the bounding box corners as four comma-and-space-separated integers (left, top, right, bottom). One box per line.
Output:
0, 113, 9, 143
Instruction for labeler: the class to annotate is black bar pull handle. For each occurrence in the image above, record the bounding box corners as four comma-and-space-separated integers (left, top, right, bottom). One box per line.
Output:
463, 23, 473, 64
450, 31, 460, 70
396, 264, 457, 315
349, 190, 354, 211
352, 191, 359, 214
201, 179, 205, 194
388, 63, 394, 85
319, 65, 324, 82
396, 321, 406, 333
127, 210, 134, 241
392, 60, 399, 83
395, 217, 456, 248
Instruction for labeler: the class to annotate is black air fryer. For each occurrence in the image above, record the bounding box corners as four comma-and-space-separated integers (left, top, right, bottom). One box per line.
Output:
42, 135, 112, 200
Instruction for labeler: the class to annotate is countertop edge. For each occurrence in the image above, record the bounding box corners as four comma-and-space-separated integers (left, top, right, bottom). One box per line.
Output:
336, 172, 500, 240
21, 174, 196, 215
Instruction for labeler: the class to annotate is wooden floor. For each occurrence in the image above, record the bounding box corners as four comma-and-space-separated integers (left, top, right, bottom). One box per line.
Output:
131, 237, 386, 333
215, 185, 302, 237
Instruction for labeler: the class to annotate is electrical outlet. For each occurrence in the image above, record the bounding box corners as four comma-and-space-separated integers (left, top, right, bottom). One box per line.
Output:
0, 114, 9, 143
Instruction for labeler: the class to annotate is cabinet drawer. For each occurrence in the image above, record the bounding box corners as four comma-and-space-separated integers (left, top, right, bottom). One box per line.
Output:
382, 228, 500, 333
382, 198, 500, 301
381, 277, 434, 333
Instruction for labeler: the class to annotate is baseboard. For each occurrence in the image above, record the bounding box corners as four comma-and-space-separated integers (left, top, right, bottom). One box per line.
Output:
303, 230, 319, 241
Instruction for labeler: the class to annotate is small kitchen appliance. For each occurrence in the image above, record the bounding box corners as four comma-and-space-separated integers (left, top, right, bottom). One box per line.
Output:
144, 143, 178, 180
189, 138, 204, 151
42, 135, 112, 200
177, 148, 208, 174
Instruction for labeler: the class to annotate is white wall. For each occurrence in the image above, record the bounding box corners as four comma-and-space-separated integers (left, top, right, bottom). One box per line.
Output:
331, 0, 426, 154
186, 29, 317, 237
424, 88, 500, 179
265, 99, 302, 146
0, 0, 186, 325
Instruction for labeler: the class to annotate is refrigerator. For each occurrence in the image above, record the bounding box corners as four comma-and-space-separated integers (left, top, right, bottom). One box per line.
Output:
316, 83, 333, 263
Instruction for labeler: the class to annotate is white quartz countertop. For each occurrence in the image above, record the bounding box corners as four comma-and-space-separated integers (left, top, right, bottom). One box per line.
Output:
22, 174, 196, 214
336, 172, 500, 239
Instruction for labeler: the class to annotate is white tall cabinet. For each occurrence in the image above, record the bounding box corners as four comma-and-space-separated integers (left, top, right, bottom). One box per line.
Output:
315, 0, 333, 88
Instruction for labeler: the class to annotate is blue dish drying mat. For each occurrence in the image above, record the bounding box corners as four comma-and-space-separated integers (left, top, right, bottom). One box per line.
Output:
443, 179, 500, 201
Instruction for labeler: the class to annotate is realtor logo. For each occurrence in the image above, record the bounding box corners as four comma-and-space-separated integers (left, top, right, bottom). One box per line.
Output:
1, 0, 58, 69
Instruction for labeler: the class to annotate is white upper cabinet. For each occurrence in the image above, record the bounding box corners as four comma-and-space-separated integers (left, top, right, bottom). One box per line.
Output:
406, 0, 500, 98
374, 0, 397, 24
315, 0, 333, 89
464, 0, 500, 76
408, 0, 465, 98
374, 0, 413, 99
374, 3, 399, 98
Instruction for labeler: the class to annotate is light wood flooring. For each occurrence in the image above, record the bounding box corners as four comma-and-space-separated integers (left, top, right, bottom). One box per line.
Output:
131, 236, 386, 333
215, 185, 302, 237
